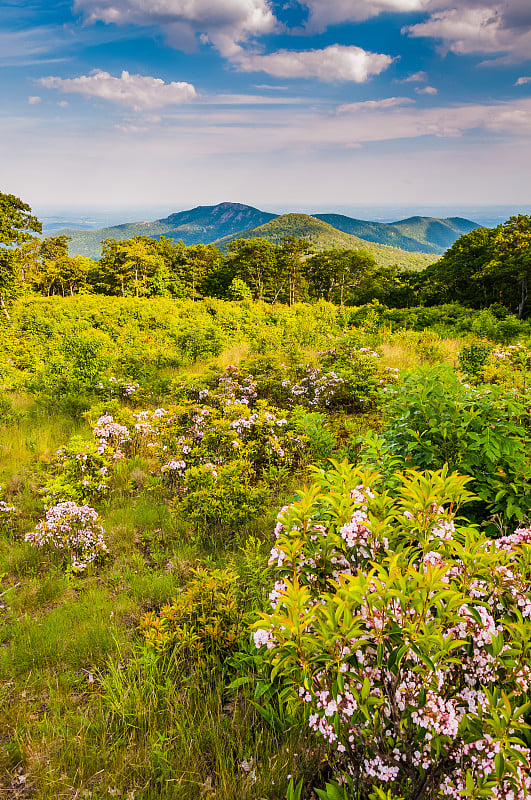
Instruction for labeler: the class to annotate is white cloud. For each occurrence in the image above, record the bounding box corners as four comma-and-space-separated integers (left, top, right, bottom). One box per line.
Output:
234, 44, 394, 81
416, 85, 438, 94
401, 70, 429, 82
330, 95, 531, 143
338, 97, 415, 112
28, 96, 41, 104
516, 76, 531, 85
295, 2, 531, 62
404, 2, 531, 61
38, 70, 197, 110
84, 93, 531, 154
300, 0, 427, 30
73, 0, 277, 56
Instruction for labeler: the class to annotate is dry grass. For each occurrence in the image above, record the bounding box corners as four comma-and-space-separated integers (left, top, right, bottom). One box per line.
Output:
379, 336, 464, 371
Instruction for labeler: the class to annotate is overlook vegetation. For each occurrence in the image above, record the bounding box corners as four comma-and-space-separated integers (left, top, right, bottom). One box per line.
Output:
1, 192, 531, 800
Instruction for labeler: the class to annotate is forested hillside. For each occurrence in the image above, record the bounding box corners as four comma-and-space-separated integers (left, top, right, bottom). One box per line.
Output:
213, 213, 436, 269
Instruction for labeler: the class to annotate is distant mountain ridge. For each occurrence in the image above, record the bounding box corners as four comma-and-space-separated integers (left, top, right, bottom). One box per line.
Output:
57, 201, 479, 261
312, 214, 477, 254
213, 214, 436, 270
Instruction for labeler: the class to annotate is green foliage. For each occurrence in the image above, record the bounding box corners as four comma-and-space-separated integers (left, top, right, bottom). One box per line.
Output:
0, 192, 41, 318
424, 215, 531, 319
318, 339, 397, 411
458, 340, 493, 377
139, 567, 247, 670
227, 277, 252, 301
382, 366, 531, 522
30, 326, 114, 412
290, 407, 336, 464
0, 192, 41, 247
3, 284, 531, 799
172, 459, 268, 534
43, 435, 110, 505
175, 314, 227, 361
316, 775, 357, 800
305, 248, 378, 305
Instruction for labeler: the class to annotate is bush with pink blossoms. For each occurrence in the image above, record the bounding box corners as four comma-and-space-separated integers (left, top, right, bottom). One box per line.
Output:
92, 414, 131, 461
255, 461, 531, 800
43, 436, 111, 506
25, 501, 108, 573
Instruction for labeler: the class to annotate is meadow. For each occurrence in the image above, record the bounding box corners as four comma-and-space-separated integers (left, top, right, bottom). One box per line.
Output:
1, 295, 531, 799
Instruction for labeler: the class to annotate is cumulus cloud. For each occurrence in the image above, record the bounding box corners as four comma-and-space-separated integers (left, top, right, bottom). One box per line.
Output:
38, 70, 197, 110
516, 76, 531, 85
416, 85, 438, 93
234, 44, 394, 81
404, 2, 531, 61
294, 2, 531, 62
28, 96, 41, 104
73, 0, 277, 56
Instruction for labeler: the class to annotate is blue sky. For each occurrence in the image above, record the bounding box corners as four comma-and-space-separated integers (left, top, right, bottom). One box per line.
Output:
2, 0, 531, 217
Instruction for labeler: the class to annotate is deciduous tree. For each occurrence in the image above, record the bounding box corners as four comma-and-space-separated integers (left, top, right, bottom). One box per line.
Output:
0, 192, 41, 320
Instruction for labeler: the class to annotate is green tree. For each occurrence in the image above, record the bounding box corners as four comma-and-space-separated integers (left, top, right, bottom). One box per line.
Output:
226, 237, 278, 301
305, 247, 377, 305
0, 192, 41, 320
96, 236, 166, 296
277, 236, 312, 305
20, 235, 94, 296
488, 214, 531, 319
421, 218, 531, 317
181, 244, 222, 301
422, 226, 497, 308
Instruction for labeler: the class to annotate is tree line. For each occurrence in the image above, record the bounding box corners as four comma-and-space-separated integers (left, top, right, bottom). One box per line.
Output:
1, 191, 530, 318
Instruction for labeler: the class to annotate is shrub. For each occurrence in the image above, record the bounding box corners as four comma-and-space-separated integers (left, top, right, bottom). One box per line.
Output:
290, 407, 337, 464
227, 278, 253, 301
457, 340, 493, 378
171, 460, 268, 534
43, 436, 111, 505
25, 501, 108, 572
381, 366, 531, 523
139, 567, 247, 670
29, 326, 114, 412
255, 462, 531, 799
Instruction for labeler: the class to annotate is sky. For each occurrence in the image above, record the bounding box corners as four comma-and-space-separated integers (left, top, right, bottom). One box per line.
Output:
1, 0, 531, 221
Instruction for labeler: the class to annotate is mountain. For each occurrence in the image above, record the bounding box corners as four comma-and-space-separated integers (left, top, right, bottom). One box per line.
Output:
58, 202, 277, 259
56, 201, 477, 263
389, 217, 478, 252
213, 214, 437, 270
314, 214, 478, 254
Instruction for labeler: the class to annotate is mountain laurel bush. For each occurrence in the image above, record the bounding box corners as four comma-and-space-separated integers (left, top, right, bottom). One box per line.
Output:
255, 461, 531, 800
